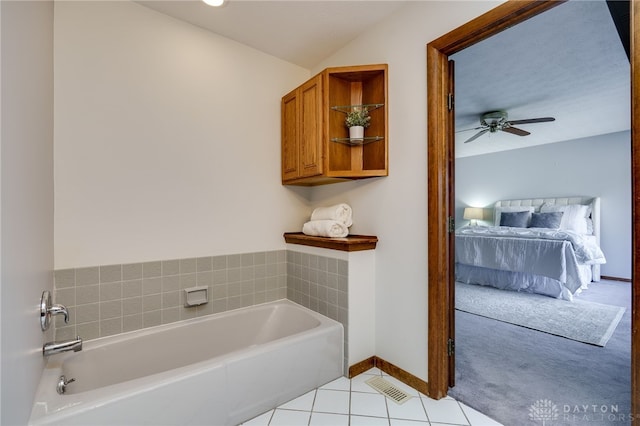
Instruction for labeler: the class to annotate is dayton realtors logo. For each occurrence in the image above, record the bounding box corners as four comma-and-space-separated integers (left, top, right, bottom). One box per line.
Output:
529, 399, 635, 424
563, 403, 634, 423
529, 399, 560, 425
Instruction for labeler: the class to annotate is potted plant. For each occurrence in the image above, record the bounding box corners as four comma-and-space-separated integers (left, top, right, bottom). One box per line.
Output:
345, 107, 371, 141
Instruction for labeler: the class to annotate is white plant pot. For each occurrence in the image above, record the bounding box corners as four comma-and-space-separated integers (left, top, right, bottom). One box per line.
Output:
349, 126, 364, 142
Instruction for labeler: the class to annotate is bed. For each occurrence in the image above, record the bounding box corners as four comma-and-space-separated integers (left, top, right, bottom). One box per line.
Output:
455, 196, 606, 300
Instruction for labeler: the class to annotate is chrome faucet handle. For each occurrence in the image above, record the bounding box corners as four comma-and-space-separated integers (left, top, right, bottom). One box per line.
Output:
40, 291, 70, 331
40, 291, 52, 331
48, 304, 69, 323
56, 375, 76, 395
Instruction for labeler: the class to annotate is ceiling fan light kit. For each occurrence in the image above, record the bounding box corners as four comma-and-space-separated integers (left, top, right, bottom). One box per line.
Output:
479, 110, 508, 129
461, 110, 555, 143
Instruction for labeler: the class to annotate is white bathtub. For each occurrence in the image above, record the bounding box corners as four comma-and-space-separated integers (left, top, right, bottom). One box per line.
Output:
29, 300, 343, 426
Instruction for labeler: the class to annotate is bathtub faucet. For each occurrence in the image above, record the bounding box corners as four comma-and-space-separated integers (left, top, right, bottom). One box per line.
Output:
43, 336, 83, 357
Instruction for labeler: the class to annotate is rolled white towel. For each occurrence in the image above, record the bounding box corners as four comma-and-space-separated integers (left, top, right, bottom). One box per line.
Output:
310, 203, 353, 227
302, 220, 348, 238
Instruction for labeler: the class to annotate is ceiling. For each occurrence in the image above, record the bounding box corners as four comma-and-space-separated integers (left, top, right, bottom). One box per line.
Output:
135, 0, 406, 69
136, 0, 629, 159
452, 0, 630, 158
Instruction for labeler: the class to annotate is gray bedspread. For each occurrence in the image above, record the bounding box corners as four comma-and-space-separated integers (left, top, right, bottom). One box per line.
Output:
455, 226, 606, 300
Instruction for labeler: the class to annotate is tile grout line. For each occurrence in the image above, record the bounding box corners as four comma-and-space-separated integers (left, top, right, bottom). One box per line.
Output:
456, 400, 472, 426
308, 389, 318, 426
419, 394, 432, 425
383, 392, 390, 425
348, 376, 352, 424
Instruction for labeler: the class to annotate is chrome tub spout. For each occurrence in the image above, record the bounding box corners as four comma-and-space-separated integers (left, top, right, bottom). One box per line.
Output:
43, 336, 82, 357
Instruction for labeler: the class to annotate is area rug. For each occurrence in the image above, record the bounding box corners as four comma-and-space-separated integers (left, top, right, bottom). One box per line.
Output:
455, 282, 625, 346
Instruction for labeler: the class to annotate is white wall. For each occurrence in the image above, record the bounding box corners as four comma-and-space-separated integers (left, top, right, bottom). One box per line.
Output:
455, 131, 632, 279
54, 1, 311, 269
0, 1, 54, 424
308, 1, 503, 381
52, 0, 517, 385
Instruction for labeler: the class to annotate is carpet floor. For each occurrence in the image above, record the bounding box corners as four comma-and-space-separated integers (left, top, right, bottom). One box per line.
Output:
448, 280, 631, 426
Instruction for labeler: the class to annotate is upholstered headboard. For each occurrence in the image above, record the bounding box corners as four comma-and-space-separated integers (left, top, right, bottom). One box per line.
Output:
493, 196, 601, 280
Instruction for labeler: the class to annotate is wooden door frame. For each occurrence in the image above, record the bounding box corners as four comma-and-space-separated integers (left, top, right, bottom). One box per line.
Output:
426, 0, 639, 417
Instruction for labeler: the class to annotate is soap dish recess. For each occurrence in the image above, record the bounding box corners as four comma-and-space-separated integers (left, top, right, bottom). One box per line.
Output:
184, 286, 208, 307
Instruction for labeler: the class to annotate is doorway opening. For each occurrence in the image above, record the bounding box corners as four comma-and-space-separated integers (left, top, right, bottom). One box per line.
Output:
425, 0, 638, 419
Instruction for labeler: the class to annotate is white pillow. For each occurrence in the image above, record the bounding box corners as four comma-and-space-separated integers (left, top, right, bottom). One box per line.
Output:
494, 206, 535, 226
540, 203, 591, 234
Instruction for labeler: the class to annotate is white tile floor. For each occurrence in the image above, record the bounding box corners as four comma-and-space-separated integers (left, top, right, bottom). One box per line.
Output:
241, 368, 503, 426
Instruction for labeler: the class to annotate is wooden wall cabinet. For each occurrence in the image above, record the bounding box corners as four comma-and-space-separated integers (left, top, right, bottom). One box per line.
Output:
281, 64, 388, 186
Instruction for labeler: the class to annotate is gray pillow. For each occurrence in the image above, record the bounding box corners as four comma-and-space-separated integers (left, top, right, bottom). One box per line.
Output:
499, 211, 530, 228
529, 212, 563, 229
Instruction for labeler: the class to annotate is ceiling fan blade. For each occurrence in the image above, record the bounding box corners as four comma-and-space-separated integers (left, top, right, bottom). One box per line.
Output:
507, 117, 555, 125
455, 126, 485, 133
463, 129, 489, 143
501, 126, 530, 137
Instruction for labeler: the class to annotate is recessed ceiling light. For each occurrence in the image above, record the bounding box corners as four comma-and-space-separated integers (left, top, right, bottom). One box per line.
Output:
202, 0, 225, 6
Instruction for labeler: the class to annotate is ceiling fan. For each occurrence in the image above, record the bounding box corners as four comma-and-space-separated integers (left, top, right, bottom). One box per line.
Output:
458, 110, 555, 144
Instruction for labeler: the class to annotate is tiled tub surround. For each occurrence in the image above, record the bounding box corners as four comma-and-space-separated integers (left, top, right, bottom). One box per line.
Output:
54, 249, 355, 375
286, 250, 349, 372
54, 251, 288, 341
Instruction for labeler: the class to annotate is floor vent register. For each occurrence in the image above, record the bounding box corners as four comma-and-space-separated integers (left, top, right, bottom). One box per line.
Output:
365, 376, 412, 405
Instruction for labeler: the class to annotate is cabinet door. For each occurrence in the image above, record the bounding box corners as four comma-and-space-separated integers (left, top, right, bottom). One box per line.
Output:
298, 76, 323, 178
281, 90, 299, 181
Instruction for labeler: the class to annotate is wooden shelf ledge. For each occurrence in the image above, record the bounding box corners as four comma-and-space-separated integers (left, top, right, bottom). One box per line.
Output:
283, 232, 378, 252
